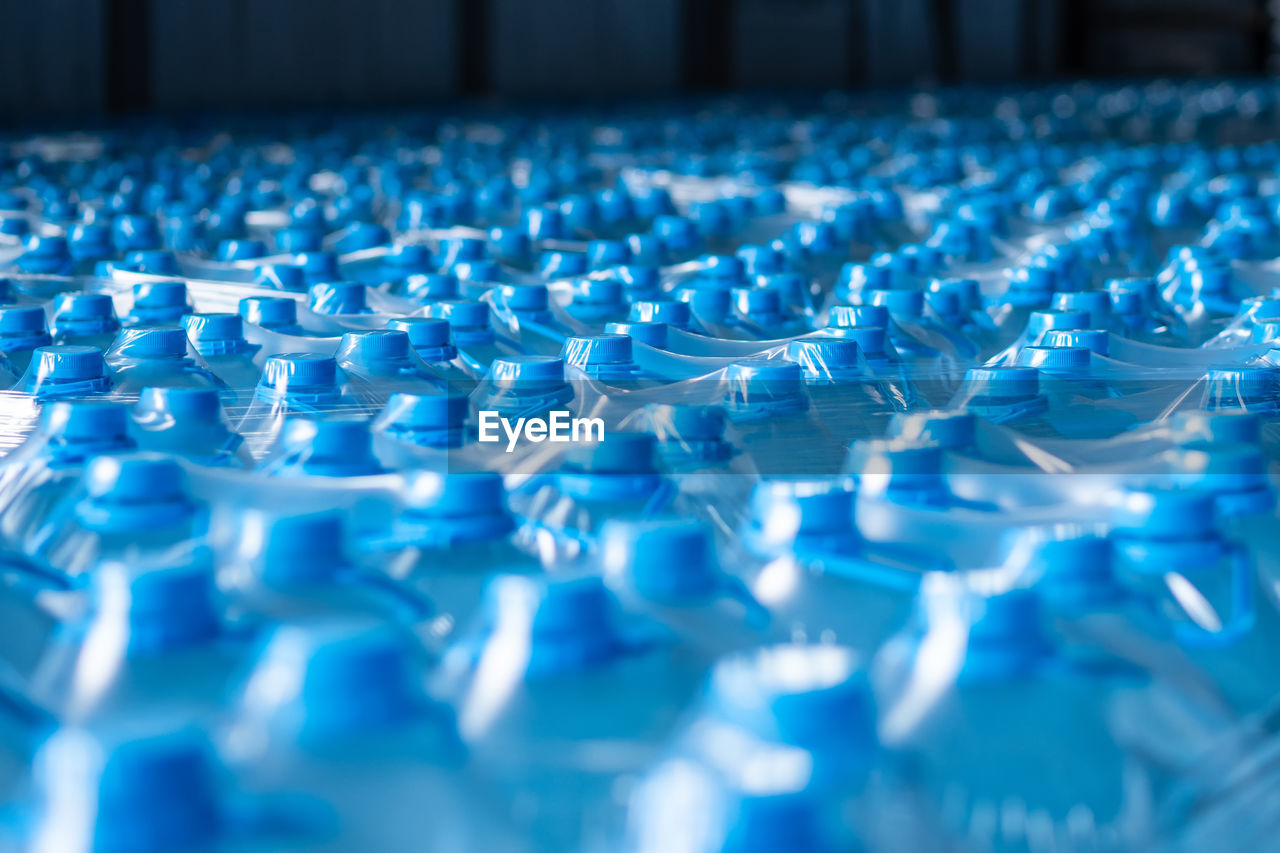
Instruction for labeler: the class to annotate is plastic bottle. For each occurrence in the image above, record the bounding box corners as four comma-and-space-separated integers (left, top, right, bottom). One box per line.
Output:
103, 327, 225, 394
51, 293, 121, 350
0, 305, 53, 374
180, 313, 262, 390
129, 387, 250, 467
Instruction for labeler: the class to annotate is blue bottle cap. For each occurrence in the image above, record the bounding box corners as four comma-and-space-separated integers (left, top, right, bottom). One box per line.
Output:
1012, 529, 1121, 608
1205, 367, 1280, 410
30, 726, 222, 852
848, 438, 944, 489
404, 273, 460, 301
333, 222, 390, 254
132, 280, 189, 309
733, 287, 782, 318
93, 553, 222, 652
1051, 291, 1112, 324
963, 366, 1040, 400
239, 296, 299, 330
676, 287, 730, 322
827, 304, 889, 329
601, 519, 720, 602
243, 621, 430, 737
26, 345, 108, 389
41, 399, 132, 448
384, 244, 434, 271
625, 233, 667, 266
701, 254, 746, 284
388, 317, 451, 349
494, 283, 549, 313
785, 336, 863, 381
605, 321, 668, 349
19, 234, 72, 273
1171, 410, 1261, 445
488, 226, 531, 261
1005, 265, 1056, 305
867, 289, 924, 318
281, 417, 382, 476
539, 251, 588, 280
749, 478, 858, 545
1041, 328, 1109, 356
260, 353, 338, 391
123, 250, 179, 275
439, 236, 488, 267
1015, 345, 1090, 371
54, 292, 119, 326
124, 327, 190, 358
0, 304, 49, 338
838, 262, 892, 296
651, 402, 728, 443
737, 244, 787, 276
402, 470, 514, 540
136, 386, 222, 423
608, 265, 660, 299
573, 277, 624, 308
1110, 487, 1216, 539
182, 312, 244, 344
704, 644, 872, 756
928, 277, 982, 312
84, 452, 186, 502
562, 333, 633, 367
339, 329, 411, 362
887, 410, 976, 450
112, 215, 161, 251
254, 264, 308, 292
309, 281, 368, 315
476, 574, 633, 676
486, 355, 566, 389
425, 299, 490, 331
653, 215, 700, 253
759, 273, 808, 309
295, 251, 340, 281
522, 206, 565, 241
924, 289, 960, 318
377, 392, 468, 448
1026, 309, 1090, 340
215, 239, 266, 262
1170, 442, 1272, 515
629, 300, 691, 328
247, 510, 351, 584
918, 584, 1053, 679
725, 360, 808, 415
826, 326, 889, 360
275, 227, 323, 253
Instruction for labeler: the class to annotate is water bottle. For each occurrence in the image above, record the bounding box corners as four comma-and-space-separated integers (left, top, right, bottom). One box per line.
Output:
181, 313, 262, 390
424, 300, 516, 377
18, 346, 112, 401
0, 305, 53, 375
258, 416, 386, 478
103, 327, 225, 394
51, 293, 121, 350
239, 295, 305, 336
124, 281, 191, 327
129, 387, 250, 467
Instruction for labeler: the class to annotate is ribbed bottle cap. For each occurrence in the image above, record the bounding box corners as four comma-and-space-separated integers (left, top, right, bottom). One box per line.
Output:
384, 244, 433, 270
562, 432, 658, 475
275, 227, 323, 253
478, 574, 625, 673
424, 299, 490, 330
295, 251, 339, 280
84, 452, 186, 502
0, 304, 48, 335
1026, 309, 1091, 338
1051, 291, 1111, 322
136, 386, 221, 422
260, 353, 338, 389
127, 327, 189, 358
254, 264, 307, 292
573, 278, 624, 307
388, 317, 450, 348
562, 333, 633, 367
55, 292, 117, 322
605, 321, 668, 348
403, 470, 510, 524
929, 277, 982, 311
737, 244, 786, 275
494, 283, 549, 314
963, 366, 1040, 400
1205, 367, 1279, 408
786, 336, 862, 376
215, 239, 266, 262
92, 554, 222, 651
838, 262, 892, 294
404, 273, 459, 301
1042, 328, 1109, 355
1015, 345, 1090, 370
610, 265, 660, 297
30, 345, 106, 382
601, 519, 720, 601
487, 355, 566, 388
539, 251, 588, 278
132, 281, 188, 308
252, 510, 348, 575
340, 330, 411, 361
725, 360, 806, 406
382, 391, 468, 431
887, 410, 976, 449
733, 287, 782, 317
182, 313, 243, 343
41, 399, 131, 444
309, 281, 368, 314
677, 287, 730, 320
848, 438, 943, 477
239, 296, 298, 329
867, 289, 923, 317
629, 300, 691, 327
1111, 487, 1216, 539
827, 304, 889, 328
121, 249, 175, 275
827, 326, 887, 357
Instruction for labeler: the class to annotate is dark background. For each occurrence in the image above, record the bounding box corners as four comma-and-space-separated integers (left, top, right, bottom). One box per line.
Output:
0, 0, 1274, 120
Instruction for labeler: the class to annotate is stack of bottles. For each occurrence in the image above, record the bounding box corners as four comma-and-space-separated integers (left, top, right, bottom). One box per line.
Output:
1, 77, 1280, 851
